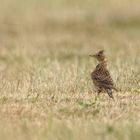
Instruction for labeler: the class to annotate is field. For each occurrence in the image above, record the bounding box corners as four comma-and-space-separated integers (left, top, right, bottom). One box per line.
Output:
0, 0, 140, 140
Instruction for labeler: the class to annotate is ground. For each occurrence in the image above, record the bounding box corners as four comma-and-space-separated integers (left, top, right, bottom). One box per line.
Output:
0, 0, 140, 140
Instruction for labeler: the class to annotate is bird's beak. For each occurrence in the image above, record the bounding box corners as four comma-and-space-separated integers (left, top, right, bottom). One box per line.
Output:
89, 54, 96, 57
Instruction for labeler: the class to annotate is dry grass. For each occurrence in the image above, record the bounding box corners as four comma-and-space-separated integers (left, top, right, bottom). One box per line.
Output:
0, 0, 140, 140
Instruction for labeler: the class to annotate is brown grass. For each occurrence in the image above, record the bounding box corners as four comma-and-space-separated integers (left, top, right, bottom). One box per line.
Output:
0, 0, 140, 140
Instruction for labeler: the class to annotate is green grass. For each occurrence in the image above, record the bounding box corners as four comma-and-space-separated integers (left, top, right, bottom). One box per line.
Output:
0, 0, 140, 140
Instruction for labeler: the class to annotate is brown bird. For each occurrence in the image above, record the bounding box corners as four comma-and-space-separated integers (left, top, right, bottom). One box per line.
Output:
90, 50, 117, 99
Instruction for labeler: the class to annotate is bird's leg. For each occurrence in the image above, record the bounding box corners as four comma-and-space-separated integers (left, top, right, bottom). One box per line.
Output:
94, 89, 101, 101
97, 88, 102, 96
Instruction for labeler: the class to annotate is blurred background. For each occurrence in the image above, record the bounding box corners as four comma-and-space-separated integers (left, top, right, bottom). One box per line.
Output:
1, 0, 140, 53
0, 1, 140, 140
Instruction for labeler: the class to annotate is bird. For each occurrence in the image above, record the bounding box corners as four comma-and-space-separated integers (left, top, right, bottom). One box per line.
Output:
89, 50, 117, 100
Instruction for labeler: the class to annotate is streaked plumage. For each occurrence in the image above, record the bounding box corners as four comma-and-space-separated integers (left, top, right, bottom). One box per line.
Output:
90, 50, 117, 99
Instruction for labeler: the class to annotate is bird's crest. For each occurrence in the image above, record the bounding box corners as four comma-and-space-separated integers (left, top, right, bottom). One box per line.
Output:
98, 50, 105, 55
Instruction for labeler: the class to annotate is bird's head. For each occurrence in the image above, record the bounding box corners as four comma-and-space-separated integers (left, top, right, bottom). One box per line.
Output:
89, 50, 105, 62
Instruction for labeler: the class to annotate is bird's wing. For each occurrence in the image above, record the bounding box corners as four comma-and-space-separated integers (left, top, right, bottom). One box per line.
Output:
93, 70, 114, 89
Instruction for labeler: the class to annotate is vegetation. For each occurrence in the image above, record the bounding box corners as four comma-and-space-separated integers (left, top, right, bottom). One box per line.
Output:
0, 0, 140, 140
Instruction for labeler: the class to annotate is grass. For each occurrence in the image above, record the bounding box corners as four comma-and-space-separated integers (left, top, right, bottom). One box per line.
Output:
0, 0, 140, 140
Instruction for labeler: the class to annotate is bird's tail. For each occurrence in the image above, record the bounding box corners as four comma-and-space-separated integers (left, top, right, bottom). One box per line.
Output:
106, 89, 114, 100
